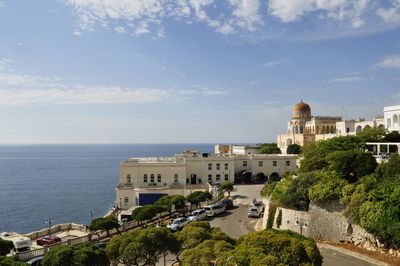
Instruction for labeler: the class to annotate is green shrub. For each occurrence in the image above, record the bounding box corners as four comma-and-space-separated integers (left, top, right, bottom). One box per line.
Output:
267, 203, 277, 229
309, 173, 348, 203
276, 209, 282, 229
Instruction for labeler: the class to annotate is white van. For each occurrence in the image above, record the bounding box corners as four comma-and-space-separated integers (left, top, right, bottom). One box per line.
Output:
0, 232, 32, 255
204, 204, 225, 217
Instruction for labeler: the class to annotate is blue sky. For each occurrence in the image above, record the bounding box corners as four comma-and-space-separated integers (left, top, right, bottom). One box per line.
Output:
0, 0, 400, 144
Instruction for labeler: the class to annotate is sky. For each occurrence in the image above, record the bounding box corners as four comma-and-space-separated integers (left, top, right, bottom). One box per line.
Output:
0, 0, 400, 144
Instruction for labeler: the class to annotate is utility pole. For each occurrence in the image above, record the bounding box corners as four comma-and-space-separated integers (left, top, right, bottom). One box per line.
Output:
296, 218, 308, 235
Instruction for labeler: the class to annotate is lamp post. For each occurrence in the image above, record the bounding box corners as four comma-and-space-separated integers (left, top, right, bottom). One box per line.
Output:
296, 218, 308, 235
89, 209, 95, 223
45, 217, 54, 237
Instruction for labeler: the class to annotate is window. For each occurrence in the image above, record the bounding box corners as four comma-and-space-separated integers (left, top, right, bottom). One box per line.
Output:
224, 163, 228, 170
286, 161, 290, 166
127, 174, 131, 183
208, 174, 212, 182
150, 174, 155, 183
243, 161, 247, 167
216, 174, 221, 181
259, 161, 263, 167
174, 174, 178, 183
143, 174, 148, 183
157, 174, 162, 183
216, 163, 220, 170
124, 197, 129, 206
224, 174, 228, 181
273, 161, 277, 167
208, 163, 212, 170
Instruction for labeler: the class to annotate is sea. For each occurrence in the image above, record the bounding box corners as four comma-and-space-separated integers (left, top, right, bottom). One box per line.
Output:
0, 144, 213, 234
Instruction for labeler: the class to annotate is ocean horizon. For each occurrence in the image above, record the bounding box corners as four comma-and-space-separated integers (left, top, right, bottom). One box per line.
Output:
0, 144, 217, 234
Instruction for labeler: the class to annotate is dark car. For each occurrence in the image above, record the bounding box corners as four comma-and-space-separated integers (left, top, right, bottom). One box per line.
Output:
27, 256, 43, 266
220, 199, 234, 209
36, 235, 61, 246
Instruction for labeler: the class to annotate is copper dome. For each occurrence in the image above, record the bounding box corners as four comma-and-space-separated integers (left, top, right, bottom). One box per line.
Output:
292, 101, 311, 119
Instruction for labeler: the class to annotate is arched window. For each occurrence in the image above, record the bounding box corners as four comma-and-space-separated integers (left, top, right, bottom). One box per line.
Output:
387, 118, 392, 128
157, 174, 161, 183
143, 174, 148, 183
300, 125, 304, 134
330, 126, 334, 134
127, 174, 131, 183
394, 114, 399, 128
322, 126, 326, 134
124, 197, 129, 206
174, 174, 178, 183
356, 126, 362, 134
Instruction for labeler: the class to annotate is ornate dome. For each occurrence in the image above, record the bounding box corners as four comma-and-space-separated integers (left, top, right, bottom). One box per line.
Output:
292, 100, 311, 119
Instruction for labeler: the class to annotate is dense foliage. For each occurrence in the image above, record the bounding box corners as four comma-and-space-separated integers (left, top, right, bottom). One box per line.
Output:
0, 238, 14, 256
264, 128, 400, 246
220, 181, 234, 196
260, 143, 281, 154
287, 144, 301, 154
106, 227, 180, 266
181, 223, 322, 266
154, 195, 186, 212
0, 256, 27, 266
131, 205, 161, 222
89, 217, 120, 236
185, 191, 212, 205
42, 243, 109, 266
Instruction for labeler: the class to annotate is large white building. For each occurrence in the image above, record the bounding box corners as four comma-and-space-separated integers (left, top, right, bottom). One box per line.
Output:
277, 101, 400, 153
115, 149, 297, 210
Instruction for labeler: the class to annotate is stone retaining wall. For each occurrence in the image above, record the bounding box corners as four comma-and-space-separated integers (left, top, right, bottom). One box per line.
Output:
262, 198, 400, 258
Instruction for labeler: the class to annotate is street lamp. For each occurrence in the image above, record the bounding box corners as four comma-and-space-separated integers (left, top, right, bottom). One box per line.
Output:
296, 218, 308, 235
88, 209, 95, 223
45, 217, 54, 237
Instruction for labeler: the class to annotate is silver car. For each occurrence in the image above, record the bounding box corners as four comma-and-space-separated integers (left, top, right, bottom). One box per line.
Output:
188, 209, 207, 222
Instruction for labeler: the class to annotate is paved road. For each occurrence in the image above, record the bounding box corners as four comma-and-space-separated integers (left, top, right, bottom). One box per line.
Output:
210, 184, 386, 266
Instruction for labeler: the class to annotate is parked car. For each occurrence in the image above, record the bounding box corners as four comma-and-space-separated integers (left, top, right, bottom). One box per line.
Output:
36, 235, 61, 246
27, 256, 43, 266
167, 217, 189, 231
204, 204, 225, 217
251, 201, 264, 212
248, 206, 261, 218
220, 199, 234, 209
188, 209, 207, 222
94, 242, 107, 248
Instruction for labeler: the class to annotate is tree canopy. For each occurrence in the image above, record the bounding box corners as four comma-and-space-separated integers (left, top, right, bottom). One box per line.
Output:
89, 217, 120, 235
154, 195, 186, 212
185, 191, 212, 205
259, 143, 281, 154
220, 181, 234, 196
106, 227, 180, 266
287, 144, 302, 154
41, 243, 109, 266
0, 238, 14, 256
131, 205, 160, 222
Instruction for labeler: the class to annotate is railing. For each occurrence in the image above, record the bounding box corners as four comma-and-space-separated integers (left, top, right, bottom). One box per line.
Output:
17, 198, 221, 261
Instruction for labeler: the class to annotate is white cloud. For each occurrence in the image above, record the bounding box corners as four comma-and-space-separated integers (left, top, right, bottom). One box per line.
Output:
114, 26, 126, 34
65, 0, 265, 36
264, 59, 286, 68
0, 86, 228, 106
377, 0, 400, 24
268, 0, 369, 28
373, 54, 400, 69
325, 76, 364, 82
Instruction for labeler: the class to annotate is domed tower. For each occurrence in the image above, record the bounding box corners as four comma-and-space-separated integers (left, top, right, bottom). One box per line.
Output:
292, 100, 311, 120
288, 100, 311, 134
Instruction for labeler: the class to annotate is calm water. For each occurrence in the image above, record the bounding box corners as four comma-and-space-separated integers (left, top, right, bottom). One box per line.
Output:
0, 144, 212, 234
